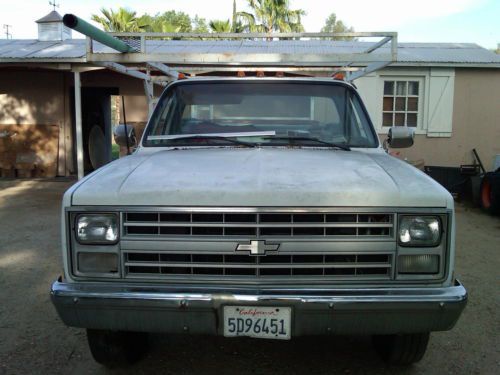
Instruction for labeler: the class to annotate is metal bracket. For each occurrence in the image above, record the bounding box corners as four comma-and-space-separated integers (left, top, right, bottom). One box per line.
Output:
146, 62, 179, 80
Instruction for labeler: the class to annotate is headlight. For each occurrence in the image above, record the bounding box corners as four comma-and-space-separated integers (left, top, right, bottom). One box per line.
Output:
398, 216, 441, 247
76, 214, 118, 244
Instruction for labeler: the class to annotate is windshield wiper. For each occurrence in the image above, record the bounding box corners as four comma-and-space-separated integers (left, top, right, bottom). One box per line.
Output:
262, 136, 351, 151
164, 135, 257, 148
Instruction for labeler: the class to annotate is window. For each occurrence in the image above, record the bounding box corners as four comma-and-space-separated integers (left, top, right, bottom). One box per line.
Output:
356, 69, 454, 135
144, 82, 378, 148
382, 80, 421, 127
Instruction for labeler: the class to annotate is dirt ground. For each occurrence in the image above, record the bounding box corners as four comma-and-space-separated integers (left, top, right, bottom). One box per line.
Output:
0, 179, 499, 375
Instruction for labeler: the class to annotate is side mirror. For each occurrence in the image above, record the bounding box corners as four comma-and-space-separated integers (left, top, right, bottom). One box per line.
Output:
386, 126, 414, 149
113, 124, 137, 149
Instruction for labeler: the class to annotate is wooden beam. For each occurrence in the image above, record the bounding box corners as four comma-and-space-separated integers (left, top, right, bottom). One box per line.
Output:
73, 71, 84, 180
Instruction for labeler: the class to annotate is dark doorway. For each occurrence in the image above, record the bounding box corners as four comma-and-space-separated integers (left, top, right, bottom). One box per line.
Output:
70, 87, 119, 175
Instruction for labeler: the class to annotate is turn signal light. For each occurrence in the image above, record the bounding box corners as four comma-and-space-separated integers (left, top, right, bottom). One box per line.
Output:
332, 72, 345, 80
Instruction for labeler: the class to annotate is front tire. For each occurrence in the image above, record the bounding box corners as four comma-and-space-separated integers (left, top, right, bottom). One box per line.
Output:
372, 332, 430, 365
86, 329, 149, 367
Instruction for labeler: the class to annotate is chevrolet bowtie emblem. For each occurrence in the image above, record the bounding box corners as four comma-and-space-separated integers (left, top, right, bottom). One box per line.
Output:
235, 240, 280, 256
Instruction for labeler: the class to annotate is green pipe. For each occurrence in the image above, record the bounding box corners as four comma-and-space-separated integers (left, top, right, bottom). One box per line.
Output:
63, 14, 134, 53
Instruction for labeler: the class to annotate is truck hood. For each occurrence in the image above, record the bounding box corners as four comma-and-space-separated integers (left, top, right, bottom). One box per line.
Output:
70, 148, 451, 207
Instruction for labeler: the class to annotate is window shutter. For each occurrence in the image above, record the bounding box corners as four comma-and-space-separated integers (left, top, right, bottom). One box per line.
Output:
426, 68, 455, 137
354, 73, 381, 129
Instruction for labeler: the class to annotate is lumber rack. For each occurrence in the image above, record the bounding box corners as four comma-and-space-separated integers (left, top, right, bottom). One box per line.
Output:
63, 14, 398, 179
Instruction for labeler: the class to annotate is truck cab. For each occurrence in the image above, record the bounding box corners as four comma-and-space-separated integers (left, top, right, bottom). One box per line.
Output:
51, 77, 467, 366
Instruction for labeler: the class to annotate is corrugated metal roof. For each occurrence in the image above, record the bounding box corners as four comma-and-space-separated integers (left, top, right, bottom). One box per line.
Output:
0, 39, 84, 60
1, 39, 499, 65
395, 42, 500, 64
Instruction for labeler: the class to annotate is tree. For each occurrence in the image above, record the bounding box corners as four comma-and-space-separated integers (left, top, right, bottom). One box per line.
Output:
138, 11, 191, 33
321, 13, 356, 40
231, 0, 238, 32
237, 0, 306, 33
210, 1, 244, 34
230, 0, 245, 33
137, 14, 180, 33
192, 15, 209, 33
158, 11, 192, 32
91, 7, 143, 32
210, 19, 232, 33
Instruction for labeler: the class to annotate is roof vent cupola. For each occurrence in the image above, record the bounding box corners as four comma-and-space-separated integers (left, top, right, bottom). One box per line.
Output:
36, 10, 72, 41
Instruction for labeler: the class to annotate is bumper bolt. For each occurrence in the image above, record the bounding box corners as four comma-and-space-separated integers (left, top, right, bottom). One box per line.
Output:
73, 297, 79, 304
183, 325, 189, 331
439, 302, 445, 309
329, 303, 334, 309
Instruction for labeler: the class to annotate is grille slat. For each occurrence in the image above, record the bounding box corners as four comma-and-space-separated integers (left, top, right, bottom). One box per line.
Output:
123, 212, 394, 238
124, 222, 393, 228
124, 252, 392, 279
126, 262, 392, 270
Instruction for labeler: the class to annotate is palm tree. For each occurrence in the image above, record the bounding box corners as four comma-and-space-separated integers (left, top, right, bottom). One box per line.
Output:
237, 0, 305, 33
209, 1, 244, 34
138, 15, 181, 33
209, 19, 232, 33
159, 22, 181, 33
91, 7, 143, 32
230, 0, 246, 33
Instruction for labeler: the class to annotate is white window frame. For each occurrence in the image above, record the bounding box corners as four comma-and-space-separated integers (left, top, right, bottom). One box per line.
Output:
354, 69, 429, 135
381, 77, 424, 130
355, 68, 455, 137
378, 72, 427, 135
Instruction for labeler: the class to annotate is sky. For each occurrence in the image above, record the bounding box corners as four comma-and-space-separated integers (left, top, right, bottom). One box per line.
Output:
0, 0, 498, 49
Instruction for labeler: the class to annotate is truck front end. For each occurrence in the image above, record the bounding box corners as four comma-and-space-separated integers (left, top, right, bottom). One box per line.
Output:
51, 78, 467, 366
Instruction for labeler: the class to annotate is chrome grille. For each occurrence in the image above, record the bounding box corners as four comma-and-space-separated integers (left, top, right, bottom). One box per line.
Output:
123, 212, 394, 238
124, 251, 393, 279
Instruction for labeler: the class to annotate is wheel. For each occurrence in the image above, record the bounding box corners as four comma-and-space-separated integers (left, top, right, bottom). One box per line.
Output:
372, 332, 430, 365
86, 329, 149, 367
480, 174, 500, 214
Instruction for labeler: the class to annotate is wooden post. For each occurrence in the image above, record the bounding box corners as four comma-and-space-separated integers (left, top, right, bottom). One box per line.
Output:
74, 71, 84, 180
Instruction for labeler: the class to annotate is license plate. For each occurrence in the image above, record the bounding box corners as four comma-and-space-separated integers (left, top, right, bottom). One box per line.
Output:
223, 306, 291, 340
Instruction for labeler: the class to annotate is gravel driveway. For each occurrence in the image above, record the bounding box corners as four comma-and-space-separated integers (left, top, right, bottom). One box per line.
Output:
0, 180, 498, 375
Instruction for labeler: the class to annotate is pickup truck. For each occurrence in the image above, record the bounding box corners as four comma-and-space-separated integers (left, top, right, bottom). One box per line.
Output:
51, 77, 467, 367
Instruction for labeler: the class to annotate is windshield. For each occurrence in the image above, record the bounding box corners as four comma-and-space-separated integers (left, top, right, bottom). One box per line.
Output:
143, 81, 378, 148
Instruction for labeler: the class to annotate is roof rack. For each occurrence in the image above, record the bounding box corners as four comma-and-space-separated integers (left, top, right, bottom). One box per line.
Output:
85, 31, 397, 81
62, 14, 398, 180
63, 14, 397, 81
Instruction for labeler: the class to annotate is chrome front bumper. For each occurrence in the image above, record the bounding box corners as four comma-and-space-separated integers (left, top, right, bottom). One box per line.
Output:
51, 278, 467, 336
